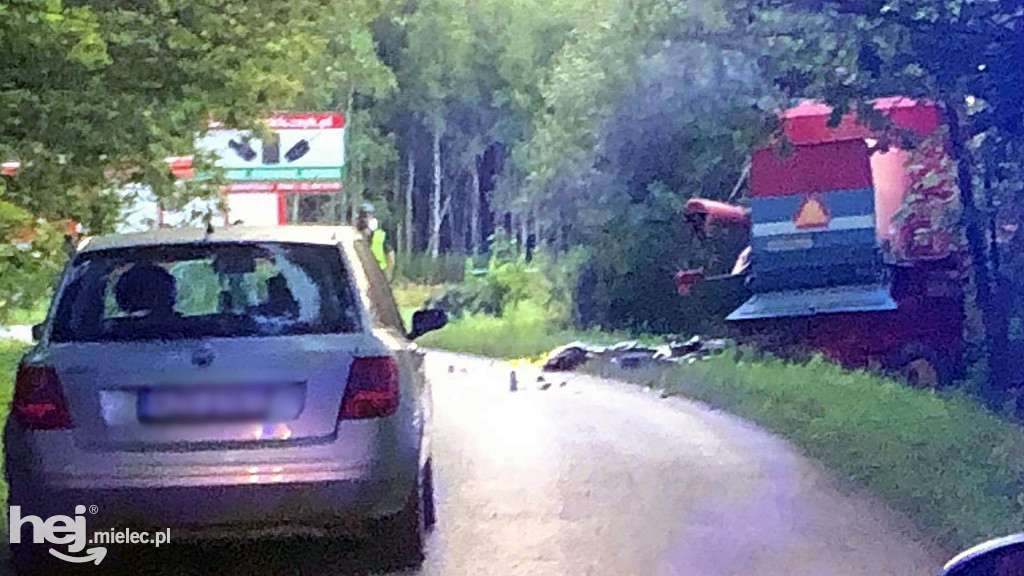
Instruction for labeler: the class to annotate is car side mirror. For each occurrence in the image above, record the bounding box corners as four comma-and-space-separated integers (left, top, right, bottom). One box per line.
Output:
941, 534, 1024, 576
31, 324, 44, 341
408, 309, 447, 340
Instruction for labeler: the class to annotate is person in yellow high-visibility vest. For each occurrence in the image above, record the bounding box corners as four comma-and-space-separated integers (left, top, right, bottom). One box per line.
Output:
356, 203, 395, 278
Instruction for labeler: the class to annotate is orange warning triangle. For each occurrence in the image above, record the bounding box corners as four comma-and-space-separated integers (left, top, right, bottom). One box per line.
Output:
794, 195, 830, 229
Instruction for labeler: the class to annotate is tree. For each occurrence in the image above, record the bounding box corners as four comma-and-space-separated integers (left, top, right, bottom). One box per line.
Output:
292, 0, 399, 221
0, 0, 408, 318
500, 0, 772, 331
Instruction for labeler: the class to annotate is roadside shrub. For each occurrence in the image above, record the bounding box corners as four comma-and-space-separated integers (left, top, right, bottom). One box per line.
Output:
0, 205, 67, 324
395, 251, 466, 284
429, 276, 506, 317
534, 246, 588, 328
0, 339, 28, 515
427, 230, 551, 319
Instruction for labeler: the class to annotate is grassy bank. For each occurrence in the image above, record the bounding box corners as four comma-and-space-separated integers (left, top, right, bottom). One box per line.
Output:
417, 302, 624, 359
3, 299, 47, 327
394, 283, 650, 359
0, 340, 26, 517
590, 353, 1024, 552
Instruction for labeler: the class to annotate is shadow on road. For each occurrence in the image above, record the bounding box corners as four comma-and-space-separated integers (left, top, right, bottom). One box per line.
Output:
4, 538, 419, 576
124, 538, 418, 576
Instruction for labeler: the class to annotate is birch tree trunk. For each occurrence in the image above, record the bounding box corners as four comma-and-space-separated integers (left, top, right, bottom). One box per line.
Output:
532, 209, 540, 251
470, 159, 480, 254
428, 129, 442, 259
404, 148, 414, 254
344, 92, 355, 222
458, 173, 469, 252
519, 212, 528, 256
391, 160, 400, 209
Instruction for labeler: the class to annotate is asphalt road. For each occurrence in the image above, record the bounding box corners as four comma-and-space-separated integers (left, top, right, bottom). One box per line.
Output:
89, 351, 948, 575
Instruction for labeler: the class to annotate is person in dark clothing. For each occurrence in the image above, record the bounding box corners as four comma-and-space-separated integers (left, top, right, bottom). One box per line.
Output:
255, 274, 299, 318
115, 263, 177, 319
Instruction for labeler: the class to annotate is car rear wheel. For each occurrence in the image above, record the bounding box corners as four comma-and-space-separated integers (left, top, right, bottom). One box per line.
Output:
9, 542, 54, 576
896, 343, 950, 388
369, 488, 424, 570
368, 458, 434, 570
5, 473, 54, 576
422, 458, 436, 531
8, 526, 65, 576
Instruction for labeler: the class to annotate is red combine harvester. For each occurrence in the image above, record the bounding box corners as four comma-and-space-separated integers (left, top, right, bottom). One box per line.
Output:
677, 98, 965, 385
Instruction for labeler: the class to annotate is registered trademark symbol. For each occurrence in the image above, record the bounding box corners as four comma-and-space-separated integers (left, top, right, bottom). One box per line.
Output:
88, 505, 98, 515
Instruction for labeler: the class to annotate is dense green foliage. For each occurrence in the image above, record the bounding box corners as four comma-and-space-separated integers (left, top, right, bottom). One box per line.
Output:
395, 252, 467, 285
0, 0, 395, 321
395, 236, 558, 330
593, 352, 1024, 551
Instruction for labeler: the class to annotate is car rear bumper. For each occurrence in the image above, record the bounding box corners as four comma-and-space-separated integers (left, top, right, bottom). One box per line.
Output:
11, 476, 413, 541
4, 415, 422, 539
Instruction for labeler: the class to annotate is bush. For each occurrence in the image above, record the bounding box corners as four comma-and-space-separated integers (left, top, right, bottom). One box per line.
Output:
429, 277, 506, 317
533, 246, 588, 328
426, 230, 553, 319
0, 213, 66, 325
395, 251, 467, 284
417, 300, 563, 359
0, 339, 28, 517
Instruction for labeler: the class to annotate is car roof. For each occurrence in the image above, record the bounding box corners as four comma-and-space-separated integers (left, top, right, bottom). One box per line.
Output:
77, 225, 359, 253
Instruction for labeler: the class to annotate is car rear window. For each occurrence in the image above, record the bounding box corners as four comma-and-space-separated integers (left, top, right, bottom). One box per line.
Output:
51, 242, 361, 343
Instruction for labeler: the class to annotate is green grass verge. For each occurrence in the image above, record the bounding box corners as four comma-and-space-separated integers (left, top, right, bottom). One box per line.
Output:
417, 304, 574, 359
590, 353, 1024, 552
3, 300, 48, 327
0, 339, 27, 529
393, 283, 660, 359
411, 301, 653, 360
392, 282, 442, 312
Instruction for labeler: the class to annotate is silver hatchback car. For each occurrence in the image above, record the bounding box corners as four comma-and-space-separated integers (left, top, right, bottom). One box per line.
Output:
4, 225, 446, 573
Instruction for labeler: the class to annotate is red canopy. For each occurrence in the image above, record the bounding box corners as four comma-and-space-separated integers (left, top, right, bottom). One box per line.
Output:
750, 140, 874, 197
781, 97, 942, 145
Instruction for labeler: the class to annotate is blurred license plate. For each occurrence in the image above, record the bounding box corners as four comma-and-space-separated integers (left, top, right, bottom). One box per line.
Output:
138, 385, 298, 424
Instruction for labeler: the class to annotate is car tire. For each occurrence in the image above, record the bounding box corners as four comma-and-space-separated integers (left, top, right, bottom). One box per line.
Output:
370, 486, 424, 570
5, 472, 49, 576
896, 342, 951, 388
9, 536, 62, 576
422, 458, 437, 531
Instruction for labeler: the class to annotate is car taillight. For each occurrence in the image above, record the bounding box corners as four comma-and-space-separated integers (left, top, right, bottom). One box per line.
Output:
339, 357, 399, 420
13, 365, 73, 430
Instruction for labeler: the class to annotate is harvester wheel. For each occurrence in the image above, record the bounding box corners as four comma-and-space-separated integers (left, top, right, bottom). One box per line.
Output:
896, 343, 947, 388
